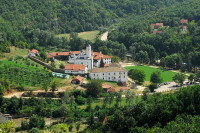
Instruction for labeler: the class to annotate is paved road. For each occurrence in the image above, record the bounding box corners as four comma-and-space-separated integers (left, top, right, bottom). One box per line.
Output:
101, 31, 108, 41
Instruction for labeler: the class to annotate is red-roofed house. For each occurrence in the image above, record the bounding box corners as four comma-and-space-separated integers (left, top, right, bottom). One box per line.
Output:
152, 23, 164, 31
180, 19, 188, 32
65, 64, 87, 75
71, 75, 83, 84
102, 84, 112, 92
28, 49, 39, 57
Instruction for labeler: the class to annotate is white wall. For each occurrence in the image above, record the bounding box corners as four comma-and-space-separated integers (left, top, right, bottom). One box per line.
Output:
90, 71, 127, 82
94, 58, 112, 67
69, 59, 93, 70
28, 53, 36, 57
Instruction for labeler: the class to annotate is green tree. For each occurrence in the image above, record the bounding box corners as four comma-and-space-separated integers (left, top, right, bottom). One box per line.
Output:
29, 115, 45, 129
149, 83, 157, 92
29, 128, 40, 133
173, 73, 186, 86
0, 121, 15, 133
130, 69, 145, 83
150, 71, 163, 83
111, 56, 120, 63
76, 122, 81, 132
59, 63, 65, 69
100, 58, 104, 67
86, 79, 103, 98
50, 81, 59, 93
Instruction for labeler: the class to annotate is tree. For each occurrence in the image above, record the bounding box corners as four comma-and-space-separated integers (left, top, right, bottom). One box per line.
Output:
142, 88, 150, 100
111, 56, 120, 63
29, 128, 40, 133
69, 125, 73, 132
52, 123, 69, 133
0, 121, 15, 133
76, 122, 81, 132
75, 95, 86, 105
59, 63, 65, 69
150, 71, 163, 83
173, 73, 186, 86
86, 79, 103, 98
29, 114, 45, 129
100, 58, 104, 67
21, 120, 29, 130
188, 74, 195, 83
50, 81, 59, 93
149, 83, 157, 92
59, 104, 70, 122
130, 69, 145, 83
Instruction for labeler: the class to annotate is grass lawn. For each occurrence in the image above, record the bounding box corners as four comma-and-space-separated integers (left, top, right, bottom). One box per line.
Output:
0, 46, 28, 60
56, 30, 100, 42
125, 65, 176, 83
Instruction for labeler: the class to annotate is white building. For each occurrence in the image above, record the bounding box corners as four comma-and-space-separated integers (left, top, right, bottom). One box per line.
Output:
90, 66, 127, 82
28, 49, 39, 57
69, 46, 94, 70
68, 45, 111, 70
65, 64, 87, 75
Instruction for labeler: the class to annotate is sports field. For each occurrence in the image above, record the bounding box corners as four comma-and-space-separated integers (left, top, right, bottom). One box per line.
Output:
125, 65, 176, 83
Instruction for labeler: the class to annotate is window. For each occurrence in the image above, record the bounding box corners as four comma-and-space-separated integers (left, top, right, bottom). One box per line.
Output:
114, 73, 115, 75
103, 77, 104, 79
109, 73, 110, 75
124, 76, 125, 78
103, 73, 104, 75
109, 77, 110, 79
114, 77, 115, 79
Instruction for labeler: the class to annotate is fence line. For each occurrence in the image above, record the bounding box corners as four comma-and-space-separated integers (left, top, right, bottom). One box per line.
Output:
28, 56, 65, 73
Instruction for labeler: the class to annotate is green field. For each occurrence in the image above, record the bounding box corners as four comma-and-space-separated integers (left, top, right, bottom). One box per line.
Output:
56, 30, 100, 42
125, 65, 176, 83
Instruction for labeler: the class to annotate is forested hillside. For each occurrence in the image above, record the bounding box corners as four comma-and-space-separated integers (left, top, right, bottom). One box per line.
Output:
0, 0, 188, 33
0, 0, 200, 66
108, 0, 200, 71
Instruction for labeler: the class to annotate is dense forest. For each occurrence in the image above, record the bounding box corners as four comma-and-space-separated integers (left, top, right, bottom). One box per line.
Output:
1, 0, 199, 58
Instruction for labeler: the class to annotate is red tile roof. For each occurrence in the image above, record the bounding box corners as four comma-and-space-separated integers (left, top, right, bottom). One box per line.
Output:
47, 51, 111, 60
103, 116, 108, 125
72, 75, 83, 82
65, 64, 86, 71
152, 23, 164, 29
92, 52, 111, 60
104, 63, 109, 67
181, 19, 188, 24
29, 49, 39, 53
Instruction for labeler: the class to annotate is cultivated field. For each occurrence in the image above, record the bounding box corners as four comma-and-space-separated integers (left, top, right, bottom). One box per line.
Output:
56, 30, 100, 42
125, 65, 176, 83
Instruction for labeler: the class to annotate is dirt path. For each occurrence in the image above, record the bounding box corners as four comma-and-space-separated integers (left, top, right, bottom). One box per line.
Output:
101, 31, 108, 41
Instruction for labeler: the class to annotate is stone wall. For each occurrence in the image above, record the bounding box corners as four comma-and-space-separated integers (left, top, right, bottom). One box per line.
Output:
28, 56, 65, 73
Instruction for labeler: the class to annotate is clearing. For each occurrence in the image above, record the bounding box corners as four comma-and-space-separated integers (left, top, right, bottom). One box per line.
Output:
125, 65, 176, 83
56, 30, 100, 42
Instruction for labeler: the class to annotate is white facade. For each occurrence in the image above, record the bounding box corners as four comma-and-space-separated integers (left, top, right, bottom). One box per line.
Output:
90, 68, 127, 82
69, 46, 94, 70
69, 58, 93, 70
28, 53, 37, 57
94, 58, 112, 67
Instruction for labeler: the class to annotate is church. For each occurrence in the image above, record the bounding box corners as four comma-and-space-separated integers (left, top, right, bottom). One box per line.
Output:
47, 45, 112, 70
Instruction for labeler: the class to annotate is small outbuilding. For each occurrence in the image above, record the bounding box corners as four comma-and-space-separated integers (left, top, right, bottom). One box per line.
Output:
28, 49, 39, 57
71, 75, 83, 84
